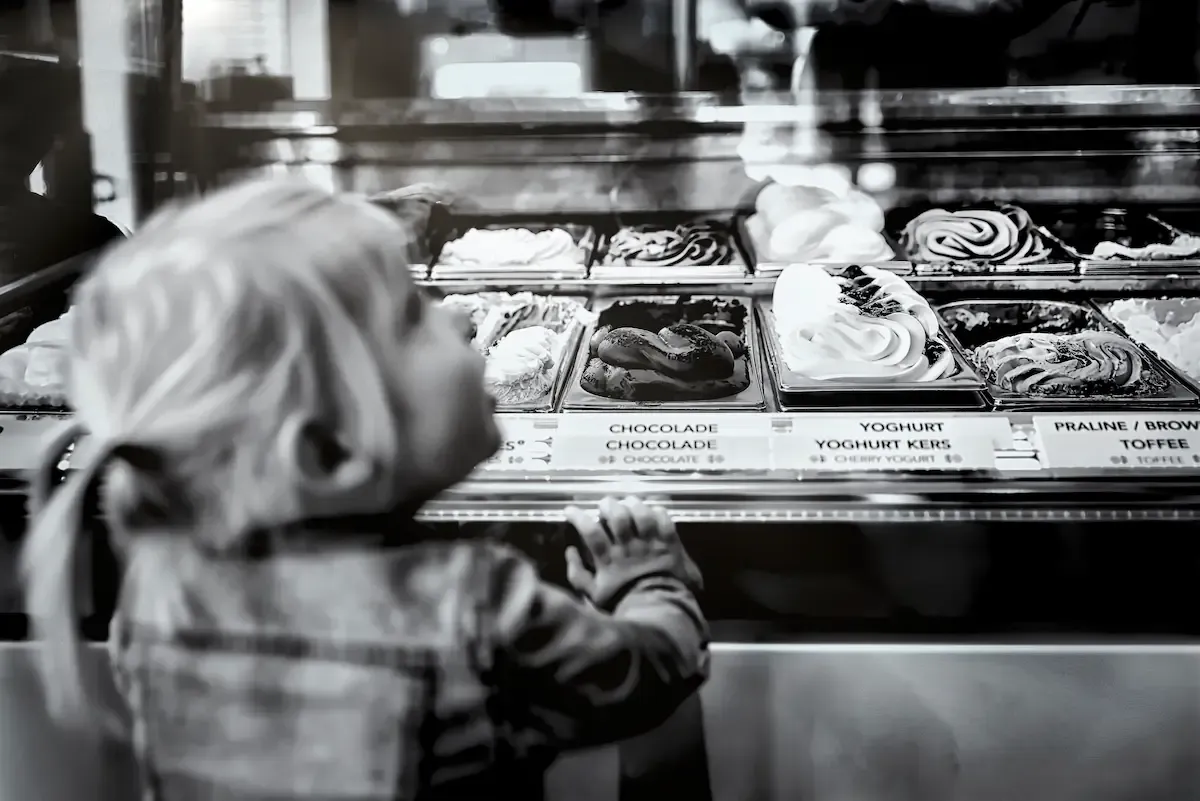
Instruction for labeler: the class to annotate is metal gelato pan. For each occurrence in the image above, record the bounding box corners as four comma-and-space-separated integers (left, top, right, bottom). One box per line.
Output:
560, 295, 767, 412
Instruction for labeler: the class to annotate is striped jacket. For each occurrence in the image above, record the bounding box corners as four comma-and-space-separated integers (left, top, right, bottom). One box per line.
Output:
107, 521, 709, 801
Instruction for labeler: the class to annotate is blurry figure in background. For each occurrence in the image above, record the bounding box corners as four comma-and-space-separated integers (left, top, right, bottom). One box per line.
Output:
793, 0, 1080, 90
491, 0, 791, 92
0, 14, 124, 282
20, 179, 708, 800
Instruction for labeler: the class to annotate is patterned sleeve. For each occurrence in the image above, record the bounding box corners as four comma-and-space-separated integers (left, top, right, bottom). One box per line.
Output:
477, 544, 709, 753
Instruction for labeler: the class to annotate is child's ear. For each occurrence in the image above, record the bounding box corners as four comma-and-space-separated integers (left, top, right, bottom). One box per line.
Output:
281, 417, 380, 510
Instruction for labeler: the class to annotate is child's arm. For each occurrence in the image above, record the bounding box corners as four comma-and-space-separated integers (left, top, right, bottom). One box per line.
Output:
483, 498, 709, 751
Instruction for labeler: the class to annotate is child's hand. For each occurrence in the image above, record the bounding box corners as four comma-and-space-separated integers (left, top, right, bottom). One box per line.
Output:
564, 496, 702, 608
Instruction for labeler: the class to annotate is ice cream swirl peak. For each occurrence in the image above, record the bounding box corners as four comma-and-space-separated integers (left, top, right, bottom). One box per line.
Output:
902, 206, 1051, 265
772, 265, 955, 383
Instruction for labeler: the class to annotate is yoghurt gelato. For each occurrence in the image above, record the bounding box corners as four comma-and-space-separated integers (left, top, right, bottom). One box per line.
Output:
901, 206, 1051, 265
771, 264, 955, 383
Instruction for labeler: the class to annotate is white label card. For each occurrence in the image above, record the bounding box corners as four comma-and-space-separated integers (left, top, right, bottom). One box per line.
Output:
773, 415, 1005, 472
552, 414, 771, 471
1034, 414, 1200, 470
477, 415, 558, 472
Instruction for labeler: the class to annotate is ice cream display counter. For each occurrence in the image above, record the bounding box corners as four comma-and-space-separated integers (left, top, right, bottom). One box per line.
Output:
5, 86, 1200, 801
126, 88, 1198, 527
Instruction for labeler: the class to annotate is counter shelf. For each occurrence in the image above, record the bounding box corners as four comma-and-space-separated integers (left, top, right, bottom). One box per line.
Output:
5, 408, 1200, 523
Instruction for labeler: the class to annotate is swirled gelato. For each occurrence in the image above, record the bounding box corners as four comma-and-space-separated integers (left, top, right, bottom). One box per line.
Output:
771, 264, 955, 383
746, 183, 895, 267
901, 206, 1051, 265
1103, 298, 1200, 383
604, 220, 736, 267
973, 331, 1152, 396
437, 227, 585, 273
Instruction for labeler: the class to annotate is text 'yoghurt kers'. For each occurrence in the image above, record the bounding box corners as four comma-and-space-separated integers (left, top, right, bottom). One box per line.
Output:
772, 264, 955, 383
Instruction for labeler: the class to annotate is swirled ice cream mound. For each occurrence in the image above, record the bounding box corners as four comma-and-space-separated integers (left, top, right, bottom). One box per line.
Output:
746, 183, 895, 265
901, 206, 1051, 265
772, 264, 955, 383
973, 330, 1158, 397
604, 220, 736, 267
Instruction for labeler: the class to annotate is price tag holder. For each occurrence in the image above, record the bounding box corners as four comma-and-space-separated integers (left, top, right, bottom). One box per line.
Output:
552, 413, 771, 472
477, 415, 558, 472
1033, 414, 1200, 470
773, 415, 1006, 472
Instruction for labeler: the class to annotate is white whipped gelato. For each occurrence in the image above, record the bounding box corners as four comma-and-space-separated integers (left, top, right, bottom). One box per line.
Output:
1104, 298, 1200, 382
0, 312, 71, 391
748, 182, 894, 264
440, 228, 582, 271
1092, 234, 1200, 261
772, 265, 953, 383
484, 326, 560, 403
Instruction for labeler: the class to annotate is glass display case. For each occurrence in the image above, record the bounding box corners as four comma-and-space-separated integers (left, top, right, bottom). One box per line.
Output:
3, 2, 1200, 801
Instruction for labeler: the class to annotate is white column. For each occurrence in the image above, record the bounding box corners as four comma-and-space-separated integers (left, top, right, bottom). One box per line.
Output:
77, 0, 136, 230
287, 0, 330, 98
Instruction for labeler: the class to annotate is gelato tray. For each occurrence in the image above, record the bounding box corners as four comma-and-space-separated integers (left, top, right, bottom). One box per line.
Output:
759, 265, 987, 411
1040, 208, 1200, 274
438, 291, 593, 412
430, 219, 595, 281
1097, 297, 1200, 391
740, 183, 910, 276
937, 299, 1198, 410
560, 295, 766, 412
896, 203, 1075, 275
592, 215, 749, 280
0, 308, 70, 410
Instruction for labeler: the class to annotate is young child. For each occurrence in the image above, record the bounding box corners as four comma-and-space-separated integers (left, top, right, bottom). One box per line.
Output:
20, 179, 709, 800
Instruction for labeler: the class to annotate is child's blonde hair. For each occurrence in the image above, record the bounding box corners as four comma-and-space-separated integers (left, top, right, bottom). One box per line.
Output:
22, 178, 419, 732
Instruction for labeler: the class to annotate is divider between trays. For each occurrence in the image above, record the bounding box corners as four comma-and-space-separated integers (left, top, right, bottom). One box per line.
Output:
935, 298, 1200, 411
